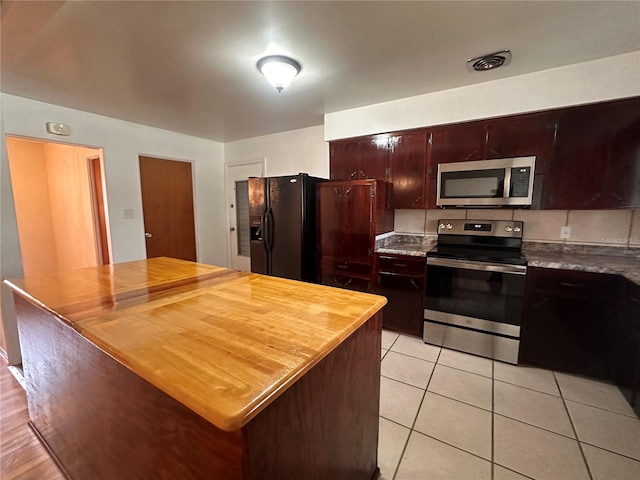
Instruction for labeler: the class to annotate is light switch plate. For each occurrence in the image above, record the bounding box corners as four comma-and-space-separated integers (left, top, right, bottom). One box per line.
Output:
560, 226, 571, 239
123, 208, 135, 219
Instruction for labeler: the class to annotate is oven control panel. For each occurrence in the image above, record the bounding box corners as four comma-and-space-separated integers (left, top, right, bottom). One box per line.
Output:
464, 223, 492, 232
438, 219, 523, 238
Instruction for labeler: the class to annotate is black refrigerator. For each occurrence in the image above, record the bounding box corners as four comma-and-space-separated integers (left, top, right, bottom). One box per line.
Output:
248, 173, 326, 282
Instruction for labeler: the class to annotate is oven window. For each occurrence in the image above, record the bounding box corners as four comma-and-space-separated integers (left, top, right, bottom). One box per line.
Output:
441, 169, 504, 198
425, 265, 525, 326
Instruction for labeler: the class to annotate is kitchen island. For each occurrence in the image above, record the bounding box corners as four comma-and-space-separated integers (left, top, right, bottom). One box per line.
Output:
4, 257, 386, 480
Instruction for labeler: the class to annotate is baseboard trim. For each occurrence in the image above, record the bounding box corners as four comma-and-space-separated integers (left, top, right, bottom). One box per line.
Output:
28, 421, 72, 480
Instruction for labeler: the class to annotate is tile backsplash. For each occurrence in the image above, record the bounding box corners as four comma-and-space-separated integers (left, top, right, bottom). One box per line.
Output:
394, 209, 640, 248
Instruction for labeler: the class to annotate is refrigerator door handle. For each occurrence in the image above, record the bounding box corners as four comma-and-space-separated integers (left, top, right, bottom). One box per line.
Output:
260, 213, 267, 245
266, 207, 275, 252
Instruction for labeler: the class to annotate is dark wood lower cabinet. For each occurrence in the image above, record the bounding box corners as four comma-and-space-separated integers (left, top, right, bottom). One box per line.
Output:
375, 254, 426, 337
520, 267, 640, 416
519, 267, 620, 379
612, 279, 640, 417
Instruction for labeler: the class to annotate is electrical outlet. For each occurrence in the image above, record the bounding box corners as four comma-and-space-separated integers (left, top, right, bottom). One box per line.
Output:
123, 208, 135, 219
560, 226, 571, 239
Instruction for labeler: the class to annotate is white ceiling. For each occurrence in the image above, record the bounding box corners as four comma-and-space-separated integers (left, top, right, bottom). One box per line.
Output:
2, 1, 639, 142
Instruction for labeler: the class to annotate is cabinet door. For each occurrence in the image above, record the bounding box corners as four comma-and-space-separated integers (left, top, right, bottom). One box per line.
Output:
604, 98, 640, 208
376, 255, 426, 337
519, 268, 619, 379
390, 131, 427, 209
357, 136, 390, 181
377, 273, 424, 336
543, 99, 640, 209
329, 142, 358, 181
428, 123, 486, 179
613, 280, 640, 410
342, 183, 375, 263
317, 183, 344, 262
486, 113, 557, 174
545, 106, 613, 209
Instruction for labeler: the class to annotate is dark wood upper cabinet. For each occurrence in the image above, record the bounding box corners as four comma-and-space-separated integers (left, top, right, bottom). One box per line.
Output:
428, 123, 486, 179
357, 136, 390, 181
329, 136, 390, 182
486, 113, 558, 174
389, 131, 428, 209
544, 97, 640, 209
604, 99, 640, 208
328, 96, 640, 211
329, 141, 359, 181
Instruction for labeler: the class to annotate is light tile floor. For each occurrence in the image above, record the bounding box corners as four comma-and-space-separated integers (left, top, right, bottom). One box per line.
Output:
379, 330, 640, 480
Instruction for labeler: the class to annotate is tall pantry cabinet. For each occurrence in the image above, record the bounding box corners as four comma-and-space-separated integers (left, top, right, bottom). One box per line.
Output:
317, 180, 393, 292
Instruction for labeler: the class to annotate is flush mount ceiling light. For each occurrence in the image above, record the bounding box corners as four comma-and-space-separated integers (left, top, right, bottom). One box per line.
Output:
257, 55, 301, 93
467, 49, 512, 72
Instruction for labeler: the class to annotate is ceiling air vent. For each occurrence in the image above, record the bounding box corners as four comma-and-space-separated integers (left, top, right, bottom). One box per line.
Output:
467, 50, 512, 72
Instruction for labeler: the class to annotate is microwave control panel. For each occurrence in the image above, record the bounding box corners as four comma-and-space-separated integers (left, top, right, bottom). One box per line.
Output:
510, 167, 532, 197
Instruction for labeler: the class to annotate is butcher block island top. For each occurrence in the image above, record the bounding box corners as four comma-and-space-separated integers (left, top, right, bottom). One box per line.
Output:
5, 257, 386, 432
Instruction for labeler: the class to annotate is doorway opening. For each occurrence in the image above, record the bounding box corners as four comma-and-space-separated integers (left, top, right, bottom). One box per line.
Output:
6, 136, 111, 277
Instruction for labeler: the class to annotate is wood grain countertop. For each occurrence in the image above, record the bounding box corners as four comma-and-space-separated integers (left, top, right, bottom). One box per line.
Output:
4, 258, 386, 432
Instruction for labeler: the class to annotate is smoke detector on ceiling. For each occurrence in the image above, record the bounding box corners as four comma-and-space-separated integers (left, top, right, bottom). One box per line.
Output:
467, 50, 512, 72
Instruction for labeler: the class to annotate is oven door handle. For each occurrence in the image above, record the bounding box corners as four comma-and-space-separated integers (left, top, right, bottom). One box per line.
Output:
426, 257, 527, 275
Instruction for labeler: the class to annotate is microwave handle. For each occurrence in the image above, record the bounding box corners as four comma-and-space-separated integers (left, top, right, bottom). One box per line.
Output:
503, 167, 512, 198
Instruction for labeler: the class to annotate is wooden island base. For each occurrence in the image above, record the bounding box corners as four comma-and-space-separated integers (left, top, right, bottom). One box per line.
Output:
12, 261, 383, 480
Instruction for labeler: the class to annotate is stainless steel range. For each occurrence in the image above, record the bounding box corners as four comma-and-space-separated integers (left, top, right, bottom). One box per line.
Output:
424, 219, 527, 364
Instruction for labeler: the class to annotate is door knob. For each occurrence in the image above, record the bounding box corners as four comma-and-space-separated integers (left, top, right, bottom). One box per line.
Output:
230, 227, 236, 232
145, 232, 153, 238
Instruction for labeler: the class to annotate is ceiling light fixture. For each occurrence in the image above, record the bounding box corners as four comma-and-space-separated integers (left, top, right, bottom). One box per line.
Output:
467, 50, 512, 72
257, 55, 301, 93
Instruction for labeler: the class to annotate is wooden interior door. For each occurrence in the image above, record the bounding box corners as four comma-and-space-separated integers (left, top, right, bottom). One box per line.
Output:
139, 156, 197, 261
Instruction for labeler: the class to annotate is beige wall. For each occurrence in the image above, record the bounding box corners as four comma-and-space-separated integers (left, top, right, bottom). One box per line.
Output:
395, 208, 640, 248
224, 125, 329, 179
6, 138, 101, 277
6, 138, 58, 276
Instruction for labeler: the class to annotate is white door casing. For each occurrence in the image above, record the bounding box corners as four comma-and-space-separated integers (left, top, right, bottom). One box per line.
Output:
226, 161, 264, 271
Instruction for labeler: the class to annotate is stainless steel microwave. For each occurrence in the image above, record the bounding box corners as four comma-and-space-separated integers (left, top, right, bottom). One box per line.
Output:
436, 156, 536, 207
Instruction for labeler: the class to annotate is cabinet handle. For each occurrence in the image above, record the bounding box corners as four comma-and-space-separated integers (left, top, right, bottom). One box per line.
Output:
488, 148, 501, 157
360, 170, 366, 178
336, 264, 348, 269
532, 298, 550, 308
332, 276, 353, 288
345, 187, 352, 196
392, 263, 408, 267
465, 149, 479, 160
412, 196, 422, 205
350, 171, 357, 179
560, 282, 584, 288
334, 187, 341, 196
409, 278, 420, 290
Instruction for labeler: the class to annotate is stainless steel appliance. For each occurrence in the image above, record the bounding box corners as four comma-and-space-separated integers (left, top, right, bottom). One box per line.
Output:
248, 173, 326, 282
437, 156, 535, 207
424, 219, 527, 364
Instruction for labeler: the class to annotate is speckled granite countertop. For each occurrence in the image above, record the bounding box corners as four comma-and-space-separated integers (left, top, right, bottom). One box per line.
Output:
524, 243, 640, 285
375, 234, 436, 257
376, 234, 640, 285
